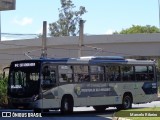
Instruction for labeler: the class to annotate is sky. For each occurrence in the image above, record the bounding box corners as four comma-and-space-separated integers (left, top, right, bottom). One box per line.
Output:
1, 0, 159, 40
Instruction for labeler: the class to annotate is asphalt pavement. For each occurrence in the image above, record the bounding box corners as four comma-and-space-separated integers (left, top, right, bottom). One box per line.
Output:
0, 101, 160, 119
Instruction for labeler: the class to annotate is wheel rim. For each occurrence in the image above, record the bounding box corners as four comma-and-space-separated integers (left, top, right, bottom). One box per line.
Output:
64, 100, 69, 111
124, 97, 131, 109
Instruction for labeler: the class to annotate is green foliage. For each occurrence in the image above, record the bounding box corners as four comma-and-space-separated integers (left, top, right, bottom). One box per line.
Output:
116, 25, 160, 34
0, 74, 8, 107
49, 0, 87, 37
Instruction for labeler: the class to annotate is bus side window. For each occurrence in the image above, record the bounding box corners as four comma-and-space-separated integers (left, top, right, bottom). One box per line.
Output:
90, 66, 104, 82
91, 75, 98, 82
121, 66, 134, 81
50, 70, 56, 83
73, 65, 89, 82
42, 65, 57, 85
42, 66, 51, 84
58, 65, 73, 83
135, 66, 148, 81
106, 66, 120, 81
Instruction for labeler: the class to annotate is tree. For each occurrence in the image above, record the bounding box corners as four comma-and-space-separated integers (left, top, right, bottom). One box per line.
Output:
114, 25, 160, 34
0, 74, 8, 108
49, 0, 87, 37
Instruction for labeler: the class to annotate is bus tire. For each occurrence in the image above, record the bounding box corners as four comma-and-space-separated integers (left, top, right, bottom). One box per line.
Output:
117, 95, 132, 110
8, 103, 15, 109
33, 108, 42, 113
61, 96, 73, 114
8, 100, 16, 109
93, 105, 107, 112
43, 109, 49, 112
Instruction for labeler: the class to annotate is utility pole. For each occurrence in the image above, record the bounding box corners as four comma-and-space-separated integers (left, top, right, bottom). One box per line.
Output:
0, 12, 1, 41
41, 21, 47, 58
78, 20, 84, 57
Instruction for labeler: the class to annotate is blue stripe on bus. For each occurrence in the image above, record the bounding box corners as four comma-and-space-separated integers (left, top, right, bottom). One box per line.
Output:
142, 82, 157, 94
41, 58, 70, 63
89, 60, 127, 64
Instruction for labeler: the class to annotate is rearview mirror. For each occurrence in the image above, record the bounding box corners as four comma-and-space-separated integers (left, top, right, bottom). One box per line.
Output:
3, 67, 10, 79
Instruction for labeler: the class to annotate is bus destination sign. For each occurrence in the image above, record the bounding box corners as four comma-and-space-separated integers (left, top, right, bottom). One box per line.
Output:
14, 63, 36, 68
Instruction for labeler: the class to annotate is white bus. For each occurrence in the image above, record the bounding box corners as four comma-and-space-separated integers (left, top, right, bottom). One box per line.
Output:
7, 56, 158, 113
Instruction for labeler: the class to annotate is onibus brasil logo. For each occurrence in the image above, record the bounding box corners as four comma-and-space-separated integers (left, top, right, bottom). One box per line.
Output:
2, 112, 42, 118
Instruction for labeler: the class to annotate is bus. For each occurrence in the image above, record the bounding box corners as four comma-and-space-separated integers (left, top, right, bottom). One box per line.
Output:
6, 56, 158, 113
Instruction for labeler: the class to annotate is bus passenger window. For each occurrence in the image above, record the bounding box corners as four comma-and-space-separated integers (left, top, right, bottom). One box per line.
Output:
59, 65, 73, 83
59, 74, 67, 82
90, 66, 104, 82
135, 66, 154, 81
42, 66, 51, 84
106, 66, 120, 81
121, 66, 134, 81
50, 70, 56, 83
135, 66, 149, 81
74, 65, 89, 82
91, 75, 98, 82
42, 65, 57, 85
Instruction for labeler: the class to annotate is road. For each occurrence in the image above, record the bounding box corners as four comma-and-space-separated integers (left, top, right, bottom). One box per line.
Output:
0, 101, 159, 120
0, 109, 114, 120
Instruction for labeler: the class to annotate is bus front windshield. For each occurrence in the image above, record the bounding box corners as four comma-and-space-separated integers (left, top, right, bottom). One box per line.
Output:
8, 66, 40, 98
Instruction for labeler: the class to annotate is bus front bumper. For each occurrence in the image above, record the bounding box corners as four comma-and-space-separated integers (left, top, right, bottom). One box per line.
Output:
8, 97, 36, 109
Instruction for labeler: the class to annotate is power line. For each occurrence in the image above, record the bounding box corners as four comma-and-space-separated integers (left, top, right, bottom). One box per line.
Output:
0, 41, 149, 58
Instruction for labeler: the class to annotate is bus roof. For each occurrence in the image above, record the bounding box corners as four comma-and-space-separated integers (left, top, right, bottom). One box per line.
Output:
11, 56, 155, 65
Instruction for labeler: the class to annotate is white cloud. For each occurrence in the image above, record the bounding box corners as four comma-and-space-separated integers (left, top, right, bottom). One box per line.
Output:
13, 17, 33, 26
105, 29, 114, 35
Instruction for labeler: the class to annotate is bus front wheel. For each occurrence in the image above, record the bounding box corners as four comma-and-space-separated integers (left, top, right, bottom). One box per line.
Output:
33, 108, 42, 113
61, 97, 73, 114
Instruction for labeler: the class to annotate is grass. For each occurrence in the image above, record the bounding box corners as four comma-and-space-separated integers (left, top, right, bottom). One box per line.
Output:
114, 107, 160, 120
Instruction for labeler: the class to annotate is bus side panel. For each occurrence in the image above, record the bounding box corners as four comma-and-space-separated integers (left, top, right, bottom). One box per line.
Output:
58, 84, 87, 107
133, 82, 158, 103
34, 87, 61, 109
86, 82, 122, 106
109, 82, 157, 104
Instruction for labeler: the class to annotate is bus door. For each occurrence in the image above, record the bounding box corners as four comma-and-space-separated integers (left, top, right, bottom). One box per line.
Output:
88, 66, 109, 105
41, 63, 58, 108
107, 65, 122, 105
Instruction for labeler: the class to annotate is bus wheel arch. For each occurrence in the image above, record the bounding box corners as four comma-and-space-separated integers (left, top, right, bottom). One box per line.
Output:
60, 94, 74, 114
117, 92, 133, 110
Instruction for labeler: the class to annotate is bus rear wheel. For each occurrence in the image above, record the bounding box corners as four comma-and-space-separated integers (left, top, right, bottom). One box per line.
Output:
61, 97, 73, 114
117, 95, 132, 110
93, 105, 107, 112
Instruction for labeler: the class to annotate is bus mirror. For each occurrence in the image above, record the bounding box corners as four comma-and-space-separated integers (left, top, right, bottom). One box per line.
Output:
3, 67, 10, 79
3, 71, 5, 79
